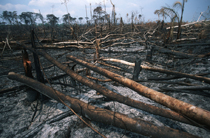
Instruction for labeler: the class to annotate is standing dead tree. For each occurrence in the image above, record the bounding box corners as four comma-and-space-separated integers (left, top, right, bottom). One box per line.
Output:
22, 48, 39, 102
110, 0, 116, 26
173, 0, 188, 39
61, 0, 75, 39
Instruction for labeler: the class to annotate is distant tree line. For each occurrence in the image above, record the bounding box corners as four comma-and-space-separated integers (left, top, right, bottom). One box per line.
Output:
0, 5, 110, 27
0, 4, 145, 27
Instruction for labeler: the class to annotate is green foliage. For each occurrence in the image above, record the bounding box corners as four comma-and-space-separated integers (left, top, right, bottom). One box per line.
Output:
46, 14, 59, 27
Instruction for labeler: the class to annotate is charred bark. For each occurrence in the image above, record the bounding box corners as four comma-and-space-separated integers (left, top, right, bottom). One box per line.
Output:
95, 39, 100, 60
15, 43, 202, 127
8, 72, 200, 138
102, 58, 210, 84
133, 57, 142, 80
67, 55, 210, 129
31, 30, 48, 100
22, 48, 38, 102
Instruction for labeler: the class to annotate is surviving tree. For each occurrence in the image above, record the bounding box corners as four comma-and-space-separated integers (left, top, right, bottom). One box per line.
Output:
46, 14, 59, 41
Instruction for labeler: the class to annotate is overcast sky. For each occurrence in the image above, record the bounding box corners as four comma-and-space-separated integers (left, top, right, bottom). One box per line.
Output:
0, 0, 209, 23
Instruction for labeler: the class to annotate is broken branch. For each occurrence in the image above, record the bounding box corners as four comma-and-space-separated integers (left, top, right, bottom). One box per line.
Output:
8, 72, 199, 138
67, 55, 210, 128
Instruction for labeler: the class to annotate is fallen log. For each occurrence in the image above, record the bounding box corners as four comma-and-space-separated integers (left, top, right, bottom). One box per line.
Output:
160, 86, 210, 91
136, 80, 197, 86
142, 66, 210, 84
153, 45, 196, 58
98, 61, 133, 74
8, 72, 200, 138
172, 38, 197, 43
166, 20, 209, 30
15, 43, 201, 127
86, 75, 112, 82
165, 42, 210, 47
159, 86, 210, 97
0, 73, 68, 95
53, 41, 94, 45
147, 71, 210, 82
102, 40, 145, 49
153, 45, 209, 58
102, 58, 210, 84
67, 55, 210, 129
160, 89, 210, 97
36, 45, 81, 50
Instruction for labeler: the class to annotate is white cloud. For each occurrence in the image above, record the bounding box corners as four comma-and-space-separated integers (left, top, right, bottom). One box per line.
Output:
28, 0, 98, 7
85, 0, 103, 4
29, 0, 61, 7
0, 3, 28, 11
32, 9, 40, 13
128, 3, 138, 7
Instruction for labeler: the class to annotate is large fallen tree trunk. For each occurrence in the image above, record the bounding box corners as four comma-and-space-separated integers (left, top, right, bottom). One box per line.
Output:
166, 20, 207, 30
67, 55, 210, 129
102, 58, 210, 84
153, 45, 210, 58
16, 44, 197, 127
8, 72, 200, 138
160, 85, 210, 91
53, 41, 94, 45
165, 42, 210, 47
153, 45, 196, 58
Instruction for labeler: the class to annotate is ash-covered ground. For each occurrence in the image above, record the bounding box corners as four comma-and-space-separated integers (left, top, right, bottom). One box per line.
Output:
0, 43, 210, 138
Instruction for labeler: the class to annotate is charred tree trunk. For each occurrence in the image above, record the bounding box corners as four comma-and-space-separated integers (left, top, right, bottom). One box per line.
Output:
95, 39, 100, 60
22, 48, 38, 102
16, 44, 202, 127
31, 30, 48, 100
102, 58, 210, 84
67, 55, 210, 129
8, 72, 200, 138
146, 46, 153, 61
133, 57, 142, 81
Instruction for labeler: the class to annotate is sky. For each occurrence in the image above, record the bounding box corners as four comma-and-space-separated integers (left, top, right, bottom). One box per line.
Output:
0, 0, 209, 23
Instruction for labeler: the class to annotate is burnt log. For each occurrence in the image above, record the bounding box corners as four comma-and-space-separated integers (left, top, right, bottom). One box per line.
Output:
102, 58, 210, 84
15, 43, 202, 127
67, 55, 210, 129
8, 72, 200, 138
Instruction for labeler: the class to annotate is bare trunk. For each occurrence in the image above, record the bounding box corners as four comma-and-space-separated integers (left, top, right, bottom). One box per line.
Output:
15, 43, 203, 127
67, 55, 210, 129
8, 72, 200, 138
177, 1, 185, 39
102, 58, 210, 84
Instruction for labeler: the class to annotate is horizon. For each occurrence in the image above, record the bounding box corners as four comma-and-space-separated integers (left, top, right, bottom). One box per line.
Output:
0, 0, 209, 24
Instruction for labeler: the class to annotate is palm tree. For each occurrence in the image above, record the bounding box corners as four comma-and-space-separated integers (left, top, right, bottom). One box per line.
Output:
2, 11, 13, 25
78, 17, 83, 24
19, 12, 39, 26
154, 8, 168, 22
62, 13, 71, 24
154, 9, 160, 20
163, 6, 179, 41
46, 14, 59, 41
155, 7, 179, 42
173, 0, 188, 39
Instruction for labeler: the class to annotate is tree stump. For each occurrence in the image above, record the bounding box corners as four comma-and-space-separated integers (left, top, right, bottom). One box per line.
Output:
133, 57, 142, 81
